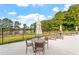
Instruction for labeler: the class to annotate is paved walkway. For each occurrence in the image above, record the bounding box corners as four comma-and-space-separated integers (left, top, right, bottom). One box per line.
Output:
0, 35, 79, 55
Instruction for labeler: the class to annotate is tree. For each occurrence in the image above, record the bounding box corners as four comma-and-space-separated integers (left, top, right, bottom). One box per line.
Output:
14, 21, 21, 28
14, 21, 21, 34
0, 19, 2, 28
2, 18, 13, 28
31, 4, 79, 31
54, 11, 65, 25
68, 4, 79, 26
2, 18, 13, 34
23, 24, 27, 33
30, 23, 36, 32
41, 20, 53, 31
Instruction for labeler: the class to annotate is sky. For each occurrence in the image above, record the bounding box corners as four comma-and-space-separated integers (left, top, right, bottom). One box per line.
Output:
0, 4, 72, 27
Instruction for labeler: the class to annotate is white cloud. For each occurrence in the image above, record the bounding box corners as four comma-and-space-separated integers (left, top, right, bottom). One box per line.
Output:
63, 4, 72, 11
37, 4, 44, 6
32, 4, 44, 7
8, 12, 16, 15
16, 4, 29, 7
47, 16, 52, 19
12, 13, 52, 27
17, 13, 46, 21
52, 7, 60, 12
0, 0, 78, 4
0, 17, 5, 19
17, 13, 46, 26
16, 4, 44, 7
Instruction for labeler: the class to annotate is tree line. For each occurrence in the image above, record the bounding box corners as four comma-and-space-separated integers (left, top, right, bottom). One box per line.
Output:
31, 4, 79, 31
0, 18, 22, 34
0, 18, 21, 29
0, 18, 33, 34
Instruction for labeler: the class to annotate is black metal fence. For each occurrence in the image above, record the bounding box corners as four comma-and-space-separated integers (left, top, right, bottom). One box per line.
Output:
0, 28, 35, 45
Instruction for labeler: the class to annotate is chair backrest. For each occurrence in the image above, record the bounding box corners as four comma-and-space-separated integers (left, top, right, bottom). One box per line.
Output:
26, 40, 27, 44
45, 36, 48, 41
35, 42, 45, 48
26, 40, 33, 45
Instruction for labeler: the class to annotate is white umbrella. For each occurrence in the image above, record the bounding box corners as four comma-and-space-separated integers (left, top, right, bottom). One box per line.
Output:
75, 26, 78, 34
36, 16, 42, 37
60, 25, 62, 32
76, 26, 78, 31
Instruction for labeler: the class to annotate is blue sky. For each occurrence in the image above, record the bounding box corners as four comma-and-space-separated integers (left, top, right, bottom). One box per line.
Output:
0, 4, 72, 27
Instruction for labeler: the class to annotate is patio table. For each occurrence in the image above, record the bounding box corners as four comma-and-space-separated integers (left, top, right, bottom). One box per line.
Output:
32, 38, 45, 54
32, 38, 45, 43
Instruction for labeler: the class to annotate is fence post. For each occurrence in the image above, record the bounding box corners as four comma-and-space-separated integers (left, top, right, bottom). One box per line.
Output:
2, 28, 3, 45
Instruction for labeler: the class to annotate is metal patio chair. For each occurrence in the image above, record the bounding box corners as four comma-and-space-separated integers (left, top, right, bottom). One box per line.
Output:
34, 42, 45, 55
25, 40, 35, 54
44, 36, 49, 48
55, 31, 63, 40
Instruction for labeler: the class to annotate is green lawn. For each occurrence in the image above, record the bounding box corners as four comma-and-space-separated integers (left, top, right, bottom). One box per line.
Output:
0, 33, 35, 45
0, 31, 77, 45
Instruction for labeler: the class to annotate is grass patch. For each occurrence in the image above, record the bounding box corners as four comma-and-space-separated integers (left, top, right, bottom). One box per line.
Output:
0, 33, 35, 45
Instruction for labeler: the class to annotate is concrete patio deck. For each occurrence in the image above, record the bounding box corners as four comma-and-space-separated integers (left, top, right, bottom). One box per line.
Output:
0, 35, 79, 55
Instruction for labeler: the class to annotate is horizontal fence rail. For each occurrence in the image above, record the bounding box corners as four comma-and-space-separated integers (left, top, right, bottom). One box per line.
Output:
0, 28, 35, 45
